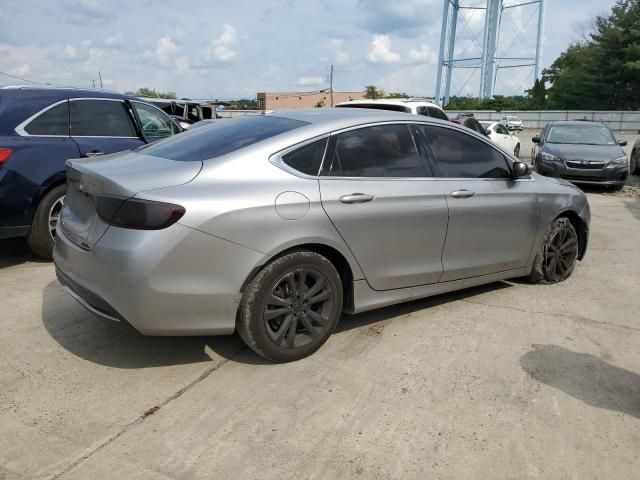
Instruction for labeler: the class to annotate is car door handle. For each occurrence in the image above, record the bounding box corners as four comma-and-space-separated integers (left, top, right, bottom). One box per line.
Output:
339, 193, 375, 204
85, 151, 104, 157
450, 189, 476, 199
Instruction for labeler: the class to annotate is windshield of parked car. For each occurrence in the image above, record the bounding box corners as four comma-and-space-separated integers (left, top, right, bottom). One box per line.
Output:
506, 116, 519, 121
139, 115, 309, 161
546, 124, 617, 145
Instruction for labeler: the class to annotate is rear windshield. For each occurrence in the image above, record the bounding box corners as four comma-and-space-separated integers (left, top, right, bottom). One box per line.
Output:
336, 103, 411, 113
140, 115, 309, 161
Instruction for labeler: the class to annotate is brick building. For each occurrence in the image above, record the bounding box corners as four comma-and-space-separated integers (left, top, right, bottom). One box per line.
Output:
256, 91, 366, 109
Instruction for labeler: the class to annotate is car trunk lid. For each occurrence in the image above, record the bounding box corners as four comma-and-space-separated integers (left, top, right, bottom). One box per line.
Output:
60, 150, 202, 249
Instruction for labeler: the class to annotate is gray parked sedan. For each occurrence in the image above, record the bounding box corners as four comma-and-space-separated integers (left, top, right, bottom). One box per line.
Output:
54, 109, 590, 362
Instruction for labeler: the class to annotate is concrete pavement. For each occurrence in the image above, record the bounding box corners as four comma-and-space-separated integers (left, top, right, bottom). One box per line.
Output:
1, 178, 639, 479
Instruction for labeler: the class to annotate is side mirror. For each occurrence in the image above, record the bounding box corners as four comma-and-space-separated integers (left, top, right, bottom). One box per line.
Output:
485, 129, 491, 136
532, 136, 541, 144
618, 140, 627, 146
513, 161, 533, 178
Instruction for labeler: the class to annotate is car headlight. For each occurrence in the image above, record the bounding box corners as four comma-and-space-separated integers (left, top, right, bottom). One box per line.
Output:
609, 156, 627, 165
539, 152, 560, 162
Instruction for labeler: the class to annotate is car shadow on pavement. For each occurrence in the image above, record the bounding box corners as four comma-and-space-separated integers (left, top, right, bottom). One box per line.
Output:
520, 344, 640, 420
42, 280, 513, 367
41, 281, 251, 369
0, 238, 48, 269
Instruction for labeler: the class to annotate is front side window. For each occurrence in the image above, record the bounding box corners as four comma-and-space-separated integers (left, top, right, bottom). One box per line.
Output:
133, 102, 179, 139
467, 119, 486, 134
427, 106, 449, 121
416, 106, 429, 117
495, 124, 509, 135
325, 124, 422, 178
70, 100, 136, 137
281, 138, 327, 176
23, 101, 69, 136
418, 125, 511, 179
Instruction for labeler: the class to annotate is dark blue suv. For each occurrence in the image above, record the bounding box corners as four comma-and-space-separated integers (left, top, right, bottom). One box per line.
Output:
0, 86, 182, 258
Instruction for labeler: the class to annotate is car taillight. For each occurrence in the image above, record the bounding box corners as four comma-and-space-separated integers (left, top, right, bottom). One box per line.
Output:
95, 195, 185, 230
0, 148, 12, 166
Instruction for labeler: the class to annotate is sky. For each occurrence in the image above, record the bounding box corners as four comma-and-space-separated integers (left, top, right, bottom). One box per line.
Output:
0, 0, 617, 100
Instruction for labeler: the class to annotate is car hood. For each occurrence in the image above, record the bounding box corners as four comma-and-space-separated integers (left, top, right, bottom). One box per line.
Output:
65, 150, 203, 197
544, 143, 625, 161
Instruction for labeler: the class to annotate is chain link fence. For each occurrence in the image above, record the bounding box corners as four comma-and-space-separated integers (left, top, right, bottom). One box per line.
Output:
446, 110, 640, 132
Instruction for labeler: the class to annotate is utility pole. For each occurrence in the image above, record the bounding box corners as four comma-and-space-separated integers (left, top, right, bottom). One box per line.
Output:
98, 71, 103, 89
329, 64, 334, 107
92, 79, 96, 88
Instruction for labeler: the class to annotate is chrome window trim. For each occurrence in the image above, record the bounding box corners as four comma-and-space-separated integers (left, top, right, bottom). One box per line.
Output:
14, 99, 69, 137
269, 134, 331, 180
15, 97, 136, 138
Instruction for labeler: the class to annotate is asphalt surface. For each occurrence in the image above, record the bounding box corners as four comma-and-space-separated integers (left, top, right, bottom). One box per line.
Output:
1, 133, 639, 479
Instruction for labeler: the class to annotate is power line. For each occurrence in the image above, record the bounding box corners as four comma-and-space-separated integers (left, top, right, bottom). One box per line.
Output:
0, 70, 42, 85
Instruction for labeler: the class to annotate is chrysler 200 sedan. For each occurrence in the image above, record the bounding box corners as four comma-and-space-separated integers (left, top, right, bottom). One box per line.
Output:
54, 109, 590, 362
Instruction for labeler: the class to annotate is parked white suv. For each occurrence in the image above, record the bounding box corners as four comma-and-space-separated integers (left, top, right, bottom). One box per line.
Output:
335, 98, 449, 121
501, 115, 524, 131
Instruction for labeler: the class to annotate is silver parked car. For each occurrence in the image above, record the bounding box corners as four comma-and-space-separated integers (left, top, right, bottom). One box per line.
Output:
54, 109, 590, 362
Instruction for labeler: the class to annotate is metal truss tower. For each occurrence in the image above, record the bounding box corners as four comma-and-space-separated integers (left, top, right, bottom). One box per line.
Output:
434, 0, 546, 105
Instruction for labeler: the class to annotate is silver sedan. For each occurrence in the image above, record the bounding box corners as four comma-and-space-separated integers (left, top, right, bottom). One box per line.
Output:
54, 109, 590, 362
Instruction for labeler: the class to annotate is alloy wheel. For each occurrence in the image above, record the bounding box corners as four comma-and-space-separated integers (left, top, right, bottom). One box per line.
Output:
544, 226, 578, 282
263, 268, 334, 349
48, 195, 65, 240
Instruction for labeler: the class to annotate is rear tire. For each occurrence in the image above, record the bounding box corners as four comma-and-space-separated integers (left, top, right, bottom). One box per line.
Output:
237, 250, 343, 363
630, 150, 639, 175
26, 185, 66, 260
527, 217, 579, 284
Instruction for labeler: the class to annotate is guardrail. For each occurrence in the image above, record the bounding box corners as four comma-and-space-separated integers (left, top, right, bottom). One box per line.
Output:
215, 110, 269, 118
446, 110, 640, 131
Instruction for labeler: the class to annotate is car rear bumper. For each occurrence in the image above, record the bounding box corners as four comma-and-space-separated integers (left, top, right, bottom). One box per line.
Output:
53, 222, 266, 336
536, 160, 628, 186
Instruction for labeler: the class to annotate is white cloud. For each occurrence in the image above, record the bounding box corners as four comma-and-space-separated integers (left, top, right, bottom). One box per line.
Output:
368, 34, 400, 63
296, 76, 325, 87
206, 24, 237, 62
328, 38, 343, 48
336, 51, 350, 64
104, 33, 124, 48
408, 44, 437, 63
145, 35, 190, 72
10, 63, 31, 76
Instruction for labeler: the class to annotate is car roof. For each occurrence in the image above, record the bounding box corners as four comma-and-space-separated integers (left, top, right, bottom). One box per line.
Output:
0, 85, 128, 99
265, 108, 450, 131
548, 120, 608, 127
335, 98, 443, 109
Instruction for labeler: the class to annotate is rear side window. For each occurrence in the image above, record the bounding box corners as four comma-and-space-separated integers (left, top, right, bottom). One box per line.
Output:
24, 102, 69, 135
418, 125, 510, 179
70, 100, 136, 137
141, 115, 309, 162
427, 106, 449, 121
325, 124, 422, 177
281, 138, 327, 176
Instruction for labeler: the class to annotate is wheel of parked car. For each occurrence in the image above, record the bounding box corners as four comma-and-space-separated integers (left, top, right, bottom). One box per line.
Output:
514, 144, 520, 157
527, 217, 578, 284
26, 184, 67, 260
631, 149, 639, 175
238, 250, 343, 362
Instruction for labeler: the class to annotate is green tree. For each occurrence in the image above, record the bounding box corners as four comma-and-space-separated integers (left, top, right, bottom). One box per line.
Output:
525, 78, 547, 108
385, 92, 409, 98
544, 0, 640, 109
364, 85, 385, 99
135, 87, 177, 99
